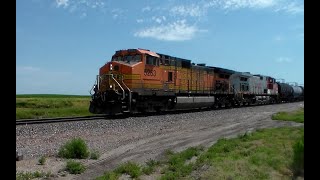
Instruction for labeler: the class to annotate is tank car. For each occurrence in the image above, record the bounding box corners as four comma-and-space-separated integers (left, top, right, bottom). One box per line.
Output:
292, 85, 304, 101
276, 82, 294, 102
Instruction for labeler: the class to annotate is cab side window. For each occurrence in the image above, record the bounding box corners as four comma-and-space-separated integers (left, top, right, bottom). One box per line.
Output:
146, 55, 159, 66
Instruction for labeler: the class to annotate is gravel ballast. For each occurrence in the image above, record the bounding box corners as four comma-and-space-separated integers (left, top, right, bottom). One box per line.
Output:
16, 102, 304, 179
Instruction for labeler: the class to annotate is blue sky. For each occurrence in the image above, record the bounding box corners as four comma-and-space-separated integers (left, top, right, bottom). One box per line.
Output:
16, 0, 304, 95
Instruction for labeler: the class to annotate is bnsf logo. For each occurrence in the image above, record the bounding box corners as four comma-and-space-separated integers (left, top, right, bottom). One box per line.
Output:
144, 69, 156, 76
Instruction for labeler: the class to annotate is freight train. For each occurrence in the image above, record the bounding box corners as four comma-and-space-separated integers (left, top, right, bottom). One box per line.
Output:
89, 48, 304, 115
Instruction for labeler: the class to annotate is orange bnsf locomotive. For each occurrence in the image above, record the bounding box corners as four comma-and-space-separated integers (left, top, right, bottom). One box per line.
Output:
89, 48, 303, 115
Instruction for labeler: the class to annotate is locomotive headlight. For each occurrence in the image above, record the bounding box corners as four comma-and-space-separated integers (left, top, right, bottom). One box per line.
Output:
110, 64, 113, 71
110, 85, 112, 89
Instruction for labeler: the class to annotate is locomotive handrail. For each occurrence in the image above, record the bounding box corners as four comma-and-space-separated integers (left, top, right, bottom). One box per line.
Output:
231, 85, 237, 94
97, 75, 100, 90
121, 77, 132, 111
110, 74, 126, 100
89, 85, 95, 95
97, 73, 126, 100
89, 76, 100, 95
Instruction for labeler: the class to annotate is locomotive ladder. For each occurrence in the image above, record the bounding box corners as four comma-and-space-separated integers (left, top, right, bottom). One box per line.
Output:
121, 77, 132, 112
108, 74, 132, 112
110, 75, 125, 100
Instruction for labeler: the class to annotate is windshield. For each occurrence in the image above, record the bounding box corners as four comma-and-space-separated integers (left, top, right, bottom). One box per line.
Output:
112, 54, 141, 64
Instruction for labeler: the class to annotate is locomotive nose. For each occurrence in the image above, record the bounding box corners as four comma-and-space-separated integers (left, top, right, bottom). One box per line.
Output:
108, 62, 120, 73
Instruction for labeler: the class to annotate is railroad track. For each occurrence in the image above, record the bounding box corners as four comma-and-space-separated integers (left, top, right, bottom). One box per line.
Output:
16, 101, 302, 126
16, 115, 107, 125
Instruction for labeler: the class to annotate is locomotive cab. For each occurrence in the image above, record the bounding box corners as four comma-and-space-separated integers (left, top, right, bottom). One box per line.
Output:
89, 48, 162, 115
89, 50, 143, 114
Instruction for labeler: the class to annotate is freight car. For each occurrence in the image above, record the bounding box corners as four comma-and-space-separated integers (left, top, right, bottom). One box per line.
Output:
89, 48, 303, 115
277, 83, 304, 102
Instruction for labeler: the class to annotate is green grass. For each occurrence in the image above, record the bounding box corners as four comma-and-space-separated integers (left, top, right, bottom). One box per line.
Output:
96, 172, 119, 180
16, 94, 92, 119
95, 147, 202, 180
114, 162, 142, 178
272, 108, 304, 123
96, 161, 146, 179
292, 134, 304, 176
38, 156, 46, 165
194, 127, 304, 180
94, 127, 303, 180
16, 94, 90, 98
142, 159, 160, 175
16, 171, 52, 180
58, 138, 90, 159
160, 147, 203, 180
66, 160, 86, 174
90, 150, 100, 160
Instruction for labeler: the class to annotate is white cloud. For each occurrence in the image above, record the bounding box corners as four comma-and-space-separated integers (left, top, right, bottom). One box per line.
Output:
229, 0, 274, 9
155, 18, 161, 24
134, 20, 205, 41
111, 8, 124, 19
135, 0, 303, 36
16, 66, 41, 73
275, 2, 304, 14
276, 57, 292, 63
80, 12, 87, 18
91, 1, 105, 9
203, 0, 303, 14
152, 16, 166, 24
54, 0, 106, 17
136, 19, 144, 23
274, 35, 283, 41
170, 4, 204, 17
142, 6, 151, 12
56, 0, 69, 8
162, 16, 166, 21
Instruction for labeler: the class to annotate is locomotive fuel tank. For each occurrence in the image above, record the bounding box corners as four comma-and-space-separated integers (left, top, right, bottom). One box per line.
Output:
174, 96, 215, 109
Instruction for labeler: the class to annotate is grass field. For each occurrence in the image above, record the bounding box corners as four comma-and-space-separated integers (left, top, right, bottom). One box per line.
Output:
96, 107, 305, 180
272, 108, 304, 123
16, 94, 92, 119
196, 127, 303, 180
96, 127, 304, 180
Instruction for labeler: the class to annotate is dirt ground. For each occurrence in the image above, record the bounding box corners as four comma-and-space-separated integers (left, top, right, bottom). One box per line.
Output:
16, 102, 304, 179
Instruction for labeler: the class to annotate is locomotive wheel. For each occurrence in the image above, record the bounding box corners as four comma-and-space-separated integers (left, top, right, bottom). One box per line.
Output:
154, 107, 162, 113
138, 107, 146, 114
89, 104, 96, 113
226, 103, 232, 108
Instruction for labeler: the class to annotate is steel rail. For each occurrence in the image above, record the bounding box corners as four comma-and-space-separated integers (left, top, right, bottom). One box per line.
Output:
16, 115, 107, 125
